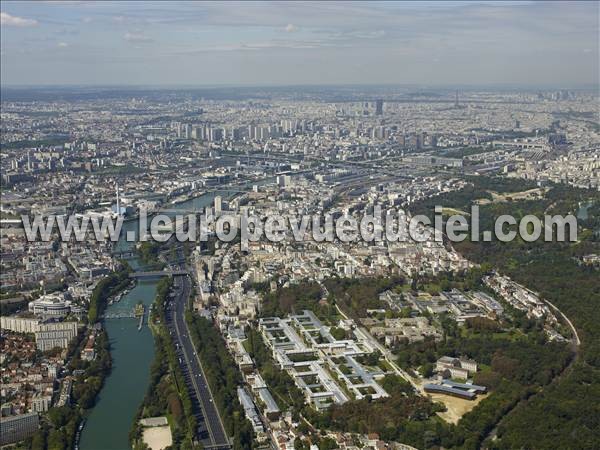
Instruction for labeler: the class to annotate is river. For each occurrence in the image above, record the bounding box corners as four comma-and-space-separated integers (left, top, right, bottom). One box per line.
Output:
576, 200, 594, 221
79, 189, 235, 450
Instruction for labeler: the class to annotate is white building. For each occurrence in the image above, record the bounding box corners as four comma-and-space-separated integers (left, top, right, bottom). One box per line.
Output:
28, 294, 71, 318
0, 316, 40, 334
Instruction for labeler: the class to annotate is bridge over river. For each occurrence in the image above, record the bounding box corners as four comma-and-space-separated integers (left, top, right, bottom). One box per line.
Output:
129, 270, 187, 279
101, 310, 136, 319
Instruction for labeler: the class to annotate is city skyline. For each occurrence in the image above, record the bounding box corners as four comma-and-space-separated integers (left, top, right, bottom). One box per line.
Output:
1, 1, 598, 87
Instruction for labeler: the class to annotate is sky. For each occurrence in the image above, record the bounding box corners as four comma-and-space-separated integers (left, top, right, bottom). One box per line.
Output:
1, 1, 598, 87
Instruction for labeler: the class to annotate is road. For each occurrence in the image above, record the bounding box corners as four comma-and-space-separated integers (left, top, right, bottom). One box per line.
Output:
165, 250, 230, 449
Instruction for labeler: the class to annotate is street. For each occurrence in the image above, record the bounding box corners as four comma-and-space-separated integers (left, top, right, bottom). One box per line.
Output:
164, 248, 230, 449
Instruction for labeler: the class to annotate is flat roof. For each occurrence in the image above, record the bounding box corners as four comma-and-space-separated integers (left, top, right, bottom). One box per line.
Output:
139, 417, 168, 427
257, 387, 280, 413
424, 384, 476, 400
441, 379, 487, 393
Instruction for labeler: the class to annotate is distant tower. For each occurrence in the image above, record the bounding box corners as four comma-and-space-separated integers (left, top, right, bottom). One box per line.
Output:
116, 183, 121, 217
214, 195, 222, 214
375, 99, 384, 115
455, 90, 459, 107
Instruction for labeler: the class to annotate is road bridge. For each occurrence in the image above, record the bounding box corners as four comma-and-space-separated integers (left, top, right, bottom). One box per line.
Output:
101, 311, 136, 319
113, 251, 135, 259
129, 270, 188, 278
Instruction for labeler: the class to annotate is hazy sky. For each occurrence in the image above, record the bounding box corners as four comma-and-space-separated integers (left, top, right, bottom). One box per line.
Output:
1, 1, 598, 87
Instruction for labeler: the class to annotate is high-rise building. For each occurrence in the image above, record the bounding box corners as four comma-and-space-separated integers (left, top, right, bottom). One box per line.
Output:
0, 413, 39, 446
230, 127, 241, 140
372, 126, 386, 140
35, 322, 79, 351
183, 123, 191, 139
214, 196, 222, 214
248, 125, 259, 140
208, 128, 223, 142
30, 394, 51, 413
375, 99, 384, 115
277, 175, 291, 188
259, 126, 270, 141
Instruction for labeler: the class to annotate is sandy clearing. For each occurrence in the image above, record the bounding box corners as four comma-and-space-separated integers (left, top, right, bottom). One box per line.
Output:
430, 392, 489, 424
142, 425, 172, 450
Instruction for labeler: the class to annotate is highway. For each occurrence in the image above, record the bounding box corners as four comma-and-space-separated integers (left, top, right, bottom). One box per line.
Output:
165, 249, 230, 449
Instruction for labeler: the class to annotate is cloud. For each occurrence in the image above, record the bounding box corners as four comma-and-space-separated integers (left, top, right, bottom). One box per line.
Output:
123, 32, 152, 43
57, 42, 69, 48
0, 11, 38, 27
176, 37, 334, 55
55, 28, 80, 36
1, 1, 597, 86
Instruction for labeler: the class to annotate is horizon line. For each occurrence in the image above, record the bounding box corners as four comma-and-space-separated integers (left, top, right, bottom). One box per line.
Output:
2, 82, 599, 90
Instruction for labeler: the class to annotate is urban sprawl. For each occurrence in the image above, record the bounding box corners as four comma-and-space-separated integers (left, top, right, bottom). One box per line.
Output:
1, 86, 598, 450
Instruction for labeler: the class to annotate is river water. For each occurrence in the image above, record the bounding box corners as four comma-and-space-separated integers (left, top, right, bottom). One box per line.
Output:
577, 200, 594, 221
79, 190, 228, 450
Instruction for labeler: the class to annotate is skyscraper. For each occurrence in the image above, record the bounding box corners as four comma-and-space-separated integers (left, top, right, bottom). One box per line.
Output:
375, 99, 384, 115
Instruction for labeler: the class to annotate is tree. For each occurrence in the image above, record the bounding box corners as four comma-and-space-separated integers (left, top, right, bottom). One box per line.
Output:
419, 363, 434, 378
47, 429, 66, 450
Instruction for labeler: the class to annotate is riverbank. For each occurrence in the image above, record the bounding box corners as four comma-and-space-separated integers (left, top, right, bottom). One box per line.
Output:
78, 279, 159, 450
30, 262, 138, 450
79, 190, 230, 449
87, 262, 133, 324
21, 324, 113, 450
